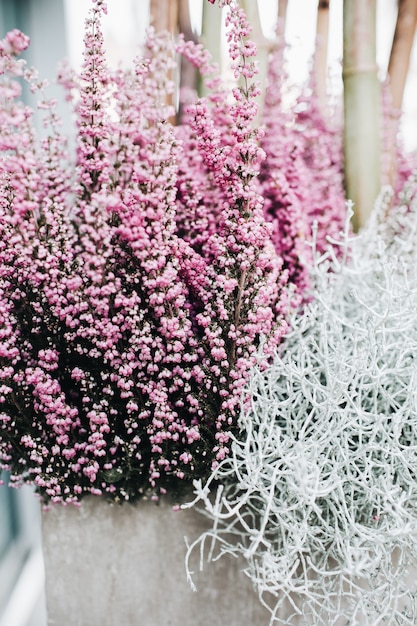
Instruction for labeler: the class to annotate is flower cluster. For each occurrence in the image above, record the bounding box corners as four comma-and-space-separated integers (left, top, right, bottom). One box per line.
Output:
258, 39, 346, 296
175, 2, 290, 459
0, 0, 292, 504
185, 182, 417, 625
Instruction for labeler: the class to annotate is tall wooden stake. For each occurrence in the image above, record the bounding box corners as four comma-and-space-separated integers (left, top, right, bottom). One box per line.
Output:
150, 0, 179, 34
388, 0, 417, 110
177, 0, 199, 122
385, 0, 417, 186
343, 0, 381, 230
278, 0, 289, 26
313, 1, 330, 118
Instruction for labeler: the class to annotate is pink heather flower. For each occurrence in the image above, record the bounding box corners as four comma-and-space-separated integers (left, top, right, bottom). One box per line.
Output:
175, 0, 290, 462
0, 1, 297, 504
2, 30, 30, 55
294, 85, 346, 252
258, 37, 346, 297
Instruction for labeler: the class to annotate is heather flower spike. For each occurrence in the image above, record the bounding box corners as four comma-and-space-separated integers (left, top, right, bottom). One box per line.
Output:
258, 35, 346, 300
175, 0, 290, 461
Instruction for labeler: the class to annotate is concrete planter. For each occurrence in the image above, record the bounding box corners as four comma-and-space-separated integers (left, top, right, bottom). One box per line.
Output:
41, 496, 271, 626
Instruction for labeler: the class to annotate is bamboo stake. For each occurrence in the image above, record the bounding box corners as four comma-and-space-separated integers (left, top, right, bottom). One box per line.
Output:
278, 0, 289, 26
273, 0, 288, 93
388, 0, 417, 110
343, 0, 381, 230
150, 0, 179, 34
201, 0, 223, 69
313, 0, 330, 118
178, 0, 196, 42
177, 0, 199, 121
149, 0, 179, 123
385, 0, 417, 186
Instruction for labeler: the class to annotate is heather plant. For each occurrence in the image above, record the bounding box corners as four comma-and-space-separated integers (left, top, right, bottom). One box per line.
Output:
184, 183, 417, 625
258, 44, 311, 295
175, 2, 291, 458
0, 0, 291, 504
294, 88, 346, 252
258, 39, 346, 299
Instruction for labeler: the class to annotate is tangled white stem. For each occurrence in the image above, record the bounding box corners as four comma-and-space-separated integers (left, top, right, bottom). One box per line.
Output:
183, 180, 417, 625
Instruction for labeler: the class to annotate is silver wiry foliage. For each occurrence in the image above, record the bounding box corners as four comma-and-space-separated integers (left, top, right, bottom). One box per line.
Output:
184, 181, 417, 625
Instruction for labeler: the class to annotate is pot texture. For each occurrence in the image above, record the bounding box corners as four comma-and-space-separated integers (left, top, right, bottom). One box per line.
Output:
41, 496, 271, 626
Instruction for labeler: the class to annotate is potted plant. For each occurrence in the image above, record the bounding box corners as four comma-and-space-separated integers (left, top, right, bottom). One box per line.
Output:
6, 0, 410, 624
0, 0, 298, 623
185, 186, 417, 625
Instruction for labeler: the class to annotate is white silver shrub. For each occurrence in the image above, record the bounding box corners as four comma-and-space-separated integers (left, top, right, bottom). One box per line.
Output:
184, 182, 417, 625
